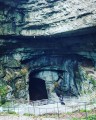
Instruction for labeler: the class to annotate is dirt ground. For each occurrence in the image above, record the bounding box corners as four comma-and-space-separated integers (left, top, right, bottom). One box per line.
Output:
0, 110, 96, 120
0, 116, 59, 120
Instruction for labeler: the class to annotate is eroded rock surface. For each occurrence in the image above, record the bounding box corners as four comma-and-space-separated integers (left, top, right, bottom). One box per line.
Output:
0, 0, 96, 102
0, 30, 96, 101
0, 0, 96, 36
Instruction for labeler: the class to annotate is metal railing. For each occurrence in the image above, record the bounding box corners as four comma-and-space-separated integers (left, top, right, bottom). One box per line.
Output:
0, 99, 96, 120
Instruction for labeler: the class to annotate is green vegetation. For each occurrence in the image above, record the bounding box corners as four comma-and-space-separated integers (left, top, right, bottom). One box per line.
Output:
86, 115, 96, 120
79, 109, 90, 113
0, 85, 8, 96
72, 115, 96, 120
89, 76, 96, 87
39, 113, 58, 118
23, 113, 34, 116
7, 111, 18, 115
0, 111, 18, 116
72, 118, 84, 120
0, 101, 10, 107
0, 85, 8, 104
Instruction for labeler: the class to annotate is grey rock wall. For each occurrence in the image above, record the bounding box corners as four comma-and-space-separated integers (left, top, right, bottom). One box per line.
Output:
0, 0, 96, 102
0, 53, 96, 101
0, 0, 96, 36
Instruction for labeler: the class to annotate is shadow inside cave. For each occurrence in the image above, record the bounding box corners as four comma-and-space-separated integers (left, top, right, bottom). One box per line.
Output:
29, 76, 48, 101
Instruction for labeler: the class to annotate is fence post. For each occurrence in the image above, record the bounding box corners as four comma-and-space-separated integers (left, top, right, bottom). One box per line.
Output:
84, 102, 88, 120
33, 102, 35, 115
46, 108, 47, 118
57, 102, 59, 119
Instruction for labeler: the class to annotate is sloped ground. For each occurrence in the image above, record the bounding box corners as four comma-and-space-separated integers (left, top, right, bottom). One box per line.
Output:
0, 108, 96, 120
0, 94, 96, 120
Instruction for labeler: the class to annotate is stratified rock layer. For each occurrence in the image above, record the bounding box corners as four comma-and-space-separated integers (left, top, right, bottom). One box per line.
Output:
0, 30, 96, 101
0, 0, 96, 101
0, 0, 96, 36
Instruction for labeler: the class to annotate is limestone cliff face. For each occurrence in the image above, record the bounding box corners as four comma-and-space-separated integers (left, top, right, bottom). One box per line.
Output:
0, 0, 96, 101
0, 0, 96, 36
0, 32, 96, 101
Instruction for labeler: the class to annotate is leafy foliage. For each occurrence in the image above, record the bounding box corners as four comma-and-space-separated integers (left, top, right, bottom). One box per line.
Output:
0, 85, 8, 96
86, 115, 96, 120
72, 115, 96, 120
0, 85, 8, 104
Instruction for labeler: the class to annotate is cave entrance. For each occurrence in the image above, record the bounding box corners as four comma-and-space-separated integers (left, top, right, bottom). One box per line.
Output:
29, 77, 48, 101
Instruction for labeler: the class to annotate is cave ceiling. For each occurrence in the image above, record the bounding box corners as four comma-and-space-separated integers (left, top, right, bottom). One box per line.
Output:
0, 0, 96, 102
0, 0, 96, 36
0, 0, 96, 62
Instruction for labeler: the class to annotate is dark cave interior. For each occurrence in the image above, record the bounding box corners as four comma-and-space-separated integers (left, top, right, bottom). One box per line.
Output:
28, 53, 94, 101
29, 75, 48, 101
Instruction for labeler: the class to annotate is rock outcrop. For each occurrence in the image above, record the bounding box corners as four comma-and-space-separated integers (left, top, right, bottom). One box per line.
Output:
0, 32, 96, 102
0, 0, 96, 102
0, 0, 96, 36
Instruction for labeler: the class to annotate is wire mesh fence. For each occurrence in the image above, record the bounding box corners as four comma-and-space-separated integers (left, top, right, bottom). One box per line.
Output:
0, 99, 96, 120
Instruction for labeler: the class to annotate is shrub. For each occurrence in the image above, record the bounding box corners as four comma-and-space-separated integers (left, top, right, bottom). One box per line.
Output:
87, 115, 96, 120
0, 85, 8, 104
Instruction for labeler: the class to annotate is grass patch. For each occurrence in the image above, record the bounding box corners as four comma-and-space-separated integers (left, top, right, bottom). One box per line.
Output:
0, 111, 18, 116
79, 109, 90, 113
7, 111, 18, 115
72, 118, 86, 120
72, 115, 96, 120
86, 115, 96, 120
23, 113, 35, 116
39, 114, 58, 118
0, 101, 11, 107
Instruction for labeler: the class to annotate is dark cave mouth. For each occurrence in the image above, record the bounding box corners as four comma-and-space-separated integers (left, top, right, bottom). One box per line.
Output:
28, 55, 94, 101
29, 77, 48, 101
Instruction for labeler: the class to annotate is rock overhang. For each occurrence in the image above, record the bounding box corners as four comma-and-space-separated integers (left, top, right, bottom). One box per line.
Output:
0, 26, 96, 64
0, 0, 96, 36
0, 0, 96, 102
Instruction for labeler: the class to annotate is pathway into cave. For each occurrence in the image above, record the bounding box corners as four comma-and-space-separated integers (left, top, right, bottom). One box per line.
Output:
29, 76, 48, 101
